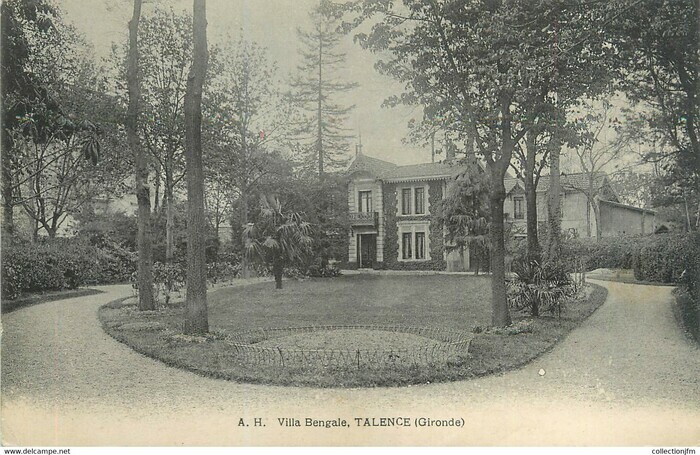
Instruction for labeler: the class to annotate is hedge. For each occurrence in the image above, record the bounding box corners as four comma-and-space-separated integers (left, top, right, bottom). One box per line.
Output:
633, 233, 700, 286
562, 236, 640, 271
562, 233, 698, 284
562, 232, 700, 339
2, 238, 136, 300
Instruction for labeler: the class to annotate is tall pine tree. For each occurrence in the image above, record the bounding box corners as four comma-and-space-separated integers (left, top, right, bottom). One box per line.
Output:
288, 0, 357, 179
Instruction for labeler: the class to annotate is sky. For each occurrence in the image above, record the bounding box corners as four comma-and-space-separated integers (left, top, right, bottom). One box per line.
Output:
59, 0, 431, 166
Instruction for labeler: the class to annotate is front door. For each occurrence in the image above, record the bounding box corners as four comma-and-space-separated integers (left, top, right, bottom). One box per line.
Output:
357, 234, 376, 268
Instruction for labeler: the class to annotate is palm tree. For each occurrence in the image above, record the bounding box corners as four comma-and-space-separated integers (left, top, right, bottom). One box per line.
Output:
243, 195, 313, 289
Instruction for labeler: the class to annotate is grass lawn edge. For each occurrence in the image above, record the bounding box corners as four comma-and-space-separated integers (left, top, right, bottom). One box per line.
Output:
473, 283, 609, 379
97, 279, 609, 389
3, 288, 105, 314
671, 287, 700, 346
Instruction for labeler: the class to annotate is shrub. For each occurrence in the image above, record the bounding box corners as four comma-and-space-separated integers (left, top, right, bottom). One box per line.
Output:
561, 233, 698, 285
1, 239, 98, 299
675, 287, 699, 343
307, 263, 342, 278
88, 240, 137, 284
152, 261, 185, 306
633, 233, 698, 284
207, 262, 240, 284
283, 266, 307, 280
508, 258, 575, 317
562, 236, 640, 271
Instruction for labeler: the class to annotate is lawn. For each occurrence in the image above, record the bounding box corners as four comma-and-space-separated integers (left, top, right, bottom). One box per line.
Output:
99, 274, 608, 387
207, 274, 492, 333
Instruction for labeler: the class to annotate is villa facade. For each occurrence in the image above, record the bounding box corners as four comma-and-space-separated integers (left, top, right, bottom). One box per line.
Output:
345, 152, 656, 271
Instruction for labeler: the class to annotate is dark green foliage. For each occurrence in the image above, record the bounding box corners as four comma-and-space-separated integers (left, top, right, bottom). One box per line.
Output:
207, 262, 240, 283
90, 240, 138, 284
243, 196, 314, 288
508, 258, 575, 317
299, 256, 343, 277
151, 261, 185, 306
3, 240, 94, 299
675, 288, 699, 344
75, 210, 138, 250
435, 165, 490, 261
563, 233, 698, 288
563, 236, 645, 271
306, 262, 342, 278
633, 234, 699, 285
2, 236, 137, 300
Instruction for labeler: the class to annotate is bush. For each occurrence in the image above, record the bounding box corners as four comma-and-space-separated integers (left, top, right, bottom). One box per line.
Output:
207, 261, 240, 284
283, 266, 307, 279
562, 236, 640, 271
2, 239, 97, 300
562, 233, 698, 285
2, 237, 138, 300
152, 261, 185, 306
675, 287, 700, 343
633, 233, 699, 285
307, 263, 342, 278
508, 258, 576, 317
88, 240, 137, 284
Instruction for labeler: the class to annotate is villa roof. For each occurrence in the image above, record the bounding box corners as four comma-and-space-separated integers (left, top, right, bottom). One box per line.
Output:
600, 198, 656, 214
348, 154, 618, 201
347, 152, 461, 182
382, 161, 459, 182
346, 153, 398, 176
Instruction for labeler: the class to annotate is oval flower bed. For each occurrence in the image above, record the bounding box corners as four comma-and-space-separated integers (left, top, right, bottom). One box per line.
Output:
98, 275, 607, 387
222, 325, 473, 369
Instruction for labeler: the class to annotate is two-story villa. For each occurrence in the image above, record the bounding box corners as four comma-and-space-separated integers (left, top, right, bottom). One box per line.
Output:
345, 152, 656, 271
346, 152, 454, 270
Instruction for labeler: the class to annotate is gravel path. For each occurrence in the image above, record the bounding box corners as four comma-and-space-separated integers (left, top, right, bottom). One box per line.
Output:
2, 280, 699, 446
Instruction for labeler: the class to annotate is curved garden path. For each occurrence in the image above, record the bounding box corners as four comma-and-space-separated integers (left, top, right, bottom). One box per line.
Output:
2, 280, 699, 446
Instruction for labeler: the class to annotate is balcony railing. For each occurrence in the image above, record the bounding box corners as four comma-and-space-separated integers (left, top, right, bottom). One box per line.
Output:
348, 211, 378, 227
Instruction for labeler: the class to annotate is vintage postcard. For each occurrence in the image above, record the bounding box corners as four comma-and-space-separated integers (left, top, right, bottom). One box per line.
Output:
1, 0, 699, 449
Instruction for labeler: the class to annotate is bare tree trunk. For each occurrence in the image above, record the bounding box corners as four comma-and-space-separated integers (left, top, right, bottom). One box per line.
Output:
165, 172, 174, 263
153, 165, 161, 213
273, 257, 283, 289
240, 188, 250, 279
524, 131, 540, 259
2, 134, 14, 236
592, 199, 602, 241
127, 0, 154, 311
547, 141, 562, 260
183, 0, 209, 335
489, 165, 512, 327
317, 32, 324, 179
585, 197, 592, 238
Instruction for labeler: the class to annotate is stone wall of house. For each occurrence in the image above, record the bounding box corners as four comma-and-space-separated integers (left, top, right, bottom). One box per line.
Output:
600, 202, 656, 237
505, 190, 598, 239
381, 180, 446, 270
504, 188, 655, 239
560, 192, 594, 238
